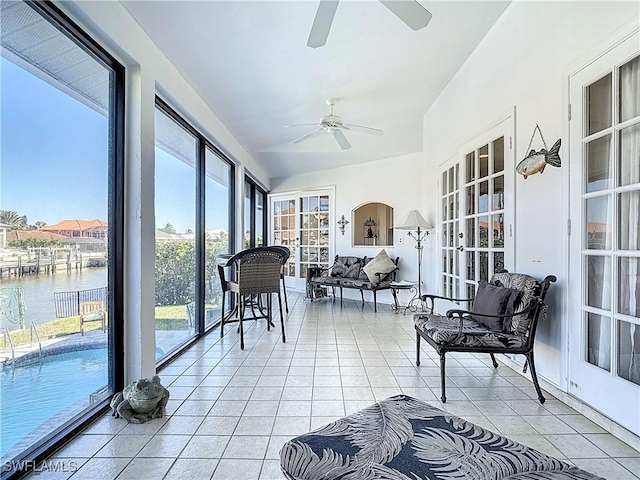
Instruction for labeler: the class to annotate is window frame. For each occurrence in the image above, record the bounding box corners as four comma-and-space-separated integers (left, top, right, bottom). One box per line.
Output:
244, 175, 268, 249
154, 97, 235, 365
1, 1, 125, 477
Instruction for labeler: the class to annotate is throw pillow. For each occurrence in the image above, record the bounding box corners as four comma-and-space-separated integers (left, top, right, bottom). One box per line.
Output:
330, 258, 348, 277
345, 261, 362, 279
362, 249, 397, 283
472, 280, 522, 332
358, 258, 372, 281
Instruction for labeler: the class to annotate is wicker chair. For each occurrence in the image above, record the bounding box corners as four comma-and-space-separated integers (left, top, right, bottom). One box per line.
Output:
217, 246, 287, 350
414, 271, 556, 403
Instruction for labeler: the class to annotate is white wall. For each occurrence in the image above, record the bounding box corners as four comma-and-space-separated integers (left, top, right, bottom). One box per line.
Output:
272, 153, 426, 305
422, 1, 639, 389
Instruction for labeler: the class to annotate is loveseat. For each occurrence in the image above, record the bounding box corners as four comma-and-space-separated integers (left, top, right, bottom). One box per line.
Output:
307, 250, 399, 312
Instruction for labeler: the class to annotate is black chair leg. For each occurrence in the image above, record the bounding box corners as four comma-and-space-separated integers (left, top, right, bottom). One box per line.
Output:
360, 290, 365, 307
416, 331, 421, 366
373, 291, 377, 312
239, 301, 245, 350
440, 353, 447, 403
339, 286, 343, 307
278, 292, 286, 343
220, 291, 226, 338
266, 294, 271, 331
527, 352, 546, 404
281, 276, 289, 313
490, 353, 499, 368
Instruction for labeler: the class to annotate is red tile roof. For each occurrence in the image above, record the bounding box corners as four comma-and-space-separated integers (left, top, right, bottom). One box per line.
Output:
41, 219, 107, 232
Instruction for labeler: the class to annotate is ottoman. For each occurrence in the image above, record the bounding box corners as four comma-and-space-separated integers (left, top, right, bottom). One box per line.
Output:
280, 394, 603, 479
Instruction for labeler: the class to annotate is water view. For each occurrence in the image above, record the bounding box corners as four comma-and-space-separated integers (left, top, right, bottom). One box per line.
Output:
0, 267, 107, 332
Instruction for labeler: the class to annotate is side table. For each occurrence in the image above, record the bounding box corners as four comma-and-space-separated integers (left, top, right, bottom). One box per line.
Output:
390, 281, 416, 315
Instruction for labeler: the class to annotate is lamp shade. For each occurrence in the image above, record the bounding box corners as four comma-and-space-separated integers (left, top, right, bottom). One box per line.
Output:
395, 210, 432, 230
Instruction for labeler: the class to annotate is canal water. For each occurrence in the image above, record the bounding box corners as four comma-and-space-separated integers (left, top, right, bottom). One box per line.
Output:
0, 267, 107, 332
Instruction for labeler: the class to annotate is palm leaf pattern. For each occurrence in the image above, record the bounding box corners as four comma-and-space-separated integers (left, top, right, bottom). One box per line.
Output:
280, 395, 604, 480
280, 441, 352, 480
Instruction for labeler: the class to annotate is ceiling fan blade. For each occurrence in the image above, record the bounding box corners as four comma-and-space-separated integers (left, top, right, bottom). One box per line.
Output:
307, 0, 339, 48
293, 128, 324, 144
379, 0, 432, 31
343, 123, 384, 136
333, 129, 351, 150
285, 123, 320, 128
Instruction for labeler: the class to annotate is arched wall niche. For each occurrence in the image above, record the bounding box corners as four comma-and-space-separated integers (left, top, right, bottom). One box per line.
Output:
352, 202, 394, 247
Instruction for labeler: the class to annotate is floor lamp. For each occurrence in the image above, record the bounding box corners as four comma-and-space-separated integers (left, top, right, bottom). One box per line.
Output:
395, 210, 432, 311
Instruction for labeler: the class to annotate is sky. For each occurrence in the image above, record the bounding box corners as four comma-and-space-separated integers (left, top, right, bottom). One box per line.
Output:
1, 57, 108, 227
1, 57, 230, 234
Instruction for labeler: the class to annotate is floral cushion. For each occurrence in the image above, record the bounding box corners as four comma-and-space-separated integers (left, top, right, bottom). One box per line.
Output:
414, 313, 528, 349
330, 256, 362, 278
280, 394, 603, 480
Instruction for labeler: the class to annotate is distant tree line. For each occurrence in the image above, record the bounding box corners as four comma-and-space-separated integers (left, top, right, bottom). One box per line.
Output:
0, 210, 47, 231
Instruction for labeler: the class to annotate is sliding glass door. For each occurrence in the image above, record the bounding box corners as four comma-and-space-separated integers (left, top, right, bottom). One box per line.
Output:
0, 0, 124, 470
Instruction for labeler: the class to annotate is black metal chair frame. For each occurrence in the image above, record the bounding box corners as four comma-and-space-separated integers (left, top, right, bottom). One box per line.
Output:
218, 246, 287, 350
415, 274, 556, 404
270, 245, 291, 314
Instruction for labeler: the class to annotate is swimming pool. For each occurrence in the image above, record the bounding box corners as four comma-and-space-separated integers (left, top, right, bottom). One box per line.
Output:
1, 348, 108, 457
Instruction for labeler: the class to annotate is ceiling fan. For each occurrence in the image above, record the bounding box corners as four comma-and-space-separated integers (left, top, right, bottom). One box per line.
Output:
286, 98, 383, 151
307, 0, 432, 48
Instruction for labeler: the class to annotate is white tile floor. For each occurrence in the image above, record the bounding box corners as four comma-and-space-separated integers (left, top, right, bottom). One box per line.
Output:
28, 293, 640, 479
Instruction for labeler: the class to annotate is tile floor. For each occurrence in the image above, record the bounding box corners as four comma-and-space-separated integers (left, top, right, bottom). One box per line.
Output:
29, 293, 639, 479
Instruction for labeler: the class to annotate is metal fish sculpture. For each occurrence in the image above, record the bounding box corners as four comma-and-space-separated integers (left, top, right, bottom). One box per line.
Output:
516, 138, 562, 179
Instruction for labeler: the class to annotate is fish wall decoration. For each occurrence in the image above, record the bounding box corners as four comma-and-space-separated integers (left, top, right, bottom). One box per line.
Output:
516, 125, 562, 179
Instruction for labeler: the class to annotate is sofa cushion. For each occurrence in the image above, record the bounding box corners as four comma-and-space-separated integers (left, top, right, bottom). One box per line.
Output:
362, 249, 396, 283
414, 313, 528, 349
472, 280, 521, 332
331, 256, 362, 278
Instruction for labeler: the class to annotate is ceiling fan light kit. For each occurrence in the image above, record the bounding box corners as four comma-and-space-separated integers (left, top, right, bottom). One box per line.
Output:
286, 98, 383, 151
307, 0, 432, 48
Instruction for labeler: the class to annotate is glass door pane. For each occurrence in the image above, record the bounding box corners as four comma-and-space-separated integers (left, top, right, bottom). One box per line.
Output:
440, 162, 460, 299
154, 106, 197, 357
205, 148, 231, 328
569, 36, 640, 435
0, 0, 119, 462
461, 132, 509, 297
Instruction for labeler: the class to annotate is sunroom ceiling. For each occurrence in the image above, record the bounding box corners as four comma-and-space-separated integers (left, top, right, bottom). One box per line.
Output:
121, 1, 510, 179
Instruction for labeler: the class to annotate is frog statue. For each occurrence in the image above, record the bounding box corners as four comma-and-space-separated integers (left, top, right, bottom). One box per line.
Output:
110, 376, 169, 424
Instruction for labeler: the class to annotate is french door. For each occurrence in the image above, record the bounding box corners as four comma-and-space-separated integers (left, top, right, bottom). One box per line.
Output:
568, 32, 640, 435
269, 190, 333, 291
439, 117, 515, 300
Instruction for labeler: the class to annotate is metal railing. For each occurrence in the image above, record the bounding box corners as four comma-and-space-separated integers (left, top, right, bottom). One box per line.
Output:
29, 322, 42, 359
3, 326, 15, 361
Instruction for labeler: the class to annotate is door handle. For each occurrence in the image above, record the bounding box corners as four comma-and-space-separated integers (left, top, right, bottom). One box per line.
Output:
456, 245, 464, 252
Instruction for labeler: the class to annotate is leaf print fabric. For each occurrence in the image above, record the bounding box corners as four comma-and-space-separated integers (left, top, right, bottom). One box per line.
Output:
280, 395, 604, 480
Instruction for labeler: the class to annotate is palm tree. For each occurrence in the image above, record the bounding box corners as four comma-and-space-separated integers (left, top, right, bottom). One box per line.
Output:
0, 210, 28, 230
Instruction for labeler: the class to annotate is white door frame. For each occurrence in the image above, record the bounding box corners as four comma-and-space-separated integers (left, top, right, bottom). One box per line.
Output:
269, 187, 335, 291
567, 30, 640, 436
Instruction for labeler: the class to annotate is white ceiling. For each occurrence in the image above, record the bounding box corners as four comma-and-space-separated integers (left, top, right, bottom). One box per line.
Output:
121, 0, 510, 179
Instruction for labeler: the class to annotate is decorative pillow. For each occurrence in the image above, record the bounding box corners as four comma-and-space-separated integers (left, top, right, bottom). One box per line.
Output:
472, 280, 522, 332
358, 258, 372, 281
345, 262, 362, 279
330, 259, 347, 277
362, 249, 397, 283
